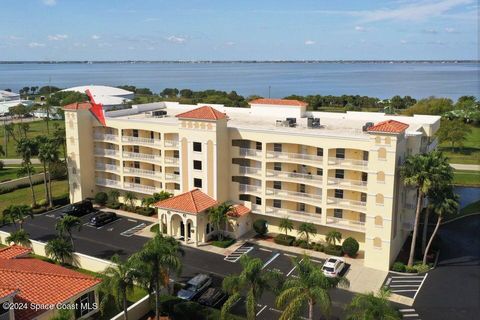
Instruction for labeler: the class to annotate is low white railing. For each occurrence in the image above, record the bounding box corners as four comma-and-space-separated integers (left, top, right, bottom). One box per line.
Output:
123, 183, 160, 194
96, 178, 121, 187
266, 170, 323, 184
265, 206, 323, 223
326, 216, 365, 231
94, 133, 118, 142
328, 157, 368, 169
266, 188, 322, 202
122, 136, 161, 145
95, 163, 120, 172
238, 183, 263, 194
239, 166, 262, 176
237, 147, 263, 158
164, 140, 179, 147
94, 148, 120, 157
123, 167, 161, 177
123, 152, 162, 161
266, 151, 323, 163
327, 177, 367, 189
327, 197, 367, 209
164, 157, 179, 165
165, 173, 180, 181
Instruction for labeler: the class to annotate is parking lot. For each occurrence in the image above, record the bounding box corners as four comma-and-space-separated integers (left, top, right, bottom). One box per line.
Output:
384, 272, 429, 300
0, 205, 152, 260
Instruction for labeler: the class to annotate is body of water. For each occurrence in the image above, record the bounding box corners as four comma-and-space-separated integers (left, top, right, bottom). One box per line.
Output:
454, 187, 480, 209
0, 62, 478, 100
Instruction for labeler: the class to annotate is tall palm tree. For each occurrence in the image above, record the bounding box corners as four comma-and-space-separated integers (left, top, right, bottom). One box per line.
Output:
279, 217, 294, 237
52, 123, 68, 192
45, 237, 74, 264
345, 288, 401, 320
131, 234, 184, 320
208, 202, 233, 241
124, 191, 137, 211
423, 185, 458, 264
55, 215, 82, 249
276, 255, 349, 320
3, 205, 33, 230
6, 229, 31, 246
400, 151, 451, 267
16, 138, 38, 206
152, 191, 172, 201
37, 136, 51, 206
326, 230, 342, 247
221, 254, 283, 320
297, 222, 317, 244
100, 255, 139, 320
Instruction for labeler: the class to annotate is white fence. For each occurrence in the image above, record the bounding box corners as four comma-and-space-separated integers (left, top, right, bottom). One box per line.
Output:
0, 172, 48, 190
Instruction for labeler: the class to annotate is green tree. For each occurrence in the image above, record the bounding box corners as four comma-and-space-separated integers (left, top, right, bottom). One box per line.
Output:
55, 215, 82, 249
37, 136, 52, 206
208, 202, 233, 241
6, 229, 31, 246
45, 237, 74, 264
436, 119, 472, 151
221, 254, 283, 320
16, 138, 38, 206
390, 95, 405, 109
124, 191, 137, 211
279, 217, 294, 236
109, 190, 121, 204
276, 255, 349, 320
297, 222, 317, 244
2, 204, 33, 230
346, 288, 401, 320
50, 309, 73, 320
404, 97, 453, 116
326, 230, 342, 247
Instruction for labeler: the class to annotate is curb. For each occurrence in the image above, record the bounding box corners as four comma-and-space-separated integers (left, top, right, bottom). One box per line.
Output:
441, 212, 480, 225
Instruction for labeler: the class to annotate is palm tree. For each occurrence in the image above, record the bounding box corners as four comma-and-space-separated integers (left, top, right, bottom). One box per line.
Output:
152, 191, 172, 201
208, 202, 233, 241
100, 255, 139, 320
2, 204, 33, 230
50, 309, 73, 320
279, 217, 294, 237
297, 222, 317, 244
400, 151, 452, 267
16, 138, 38, 206
45, 237, 74, 264
346, 288, 401, 320
326, 230, 342, 247
221, 254, 283, 320
423, 185, 458, 264
276, 255, 349, 320
37, 136, 51, 206
52, 123, 68, 192
131, 234, 184, 320
6, 229, 31, 246
55, 215, 82, 249
141, 197, 156, 208
124, 191, 137, 211
109, 190, 121, 204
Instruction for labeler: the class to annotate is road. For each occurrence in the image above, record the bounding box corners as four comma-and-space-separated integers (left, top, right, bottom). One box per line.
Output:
414, 215, 480, 320
450, 163, 480, 171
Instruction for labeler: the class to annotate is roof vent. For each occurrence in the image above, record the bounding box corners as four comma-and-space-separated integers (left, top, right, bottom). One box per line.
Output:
362, 122, 374, 132
307, 117, 321, 128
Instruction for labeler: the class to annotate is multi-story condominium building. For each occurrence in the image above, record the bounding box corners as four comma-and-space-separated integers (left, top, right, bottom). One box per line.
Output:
64, 98, 440, 271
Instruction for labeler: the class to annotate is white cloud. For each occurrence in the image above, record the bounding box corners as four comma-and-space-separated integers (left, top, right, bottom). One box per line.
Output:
422, 28, 438, 34
166, 35, 186, 44
400, 39, 408, 44
144, 18, 159, 22
8, 35, 22, 40
355, 26, 366, 32
91, 34, 100, 40
73, 42, 86, 48
29, 42, 45, 47
48, 34, 68, 41
42, 0, 57, 6
445, 27, 458, 33
225, 41, 235, 46
304, 40, 316, 45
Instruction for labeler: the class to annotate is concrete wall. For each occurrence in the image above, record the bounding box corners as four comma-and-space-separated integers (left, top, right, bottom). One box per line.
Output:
111, 293, 151, 320
0, 173, 48, 190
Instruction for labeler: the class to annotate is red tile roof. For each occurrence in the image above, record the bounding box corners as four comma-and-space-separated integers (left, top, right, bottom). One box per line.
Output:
155, 189, 217, 214
0, 245, 32, 259
63, 101, 92, 110
0, 288, 17, 299
367, 120, 409, 134
227, 204, 251, 218
249, 98, 308, 107
176, 106, 227, 120
0, 256, 101, 320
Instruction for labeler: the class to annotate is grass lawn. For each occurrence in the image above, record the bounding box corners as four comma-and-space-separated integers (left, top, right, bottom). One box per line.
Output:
453, 170, 480, 187
459, 200, 480, 215
0, 167, 44, 182
0, 179, 68, 213
0, 119, 65, 159
440, 125, 480, 165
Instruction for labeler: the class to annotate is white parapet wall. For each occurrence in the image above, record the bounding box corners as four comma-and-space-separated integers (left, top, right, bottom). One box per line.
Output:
0, 173, 49, 190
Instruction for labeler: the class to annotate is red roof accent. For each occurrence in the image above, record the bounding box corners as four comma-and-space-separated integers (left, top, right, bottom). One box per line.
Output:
367, 120, 409, 134
176, 106, 227, 120
155, 189, 217, 214
86, 89, 107, 126
0, 245, 32, 259
227, 204, 251, 218
249, 98, 308, 107
0, 288, 17, 299
63, 102, 92, 110
0, 254, 100, 320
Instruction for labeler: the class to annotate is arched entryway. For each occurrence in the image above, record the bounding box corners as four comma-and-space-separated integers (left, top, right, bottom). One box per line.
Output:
170, 214, 184, 240
186, 218, 194, 243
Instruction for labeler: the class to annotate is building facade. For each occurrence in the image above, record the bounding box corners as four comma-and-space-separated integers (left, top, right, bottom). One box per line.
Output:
64, 99, 440, 271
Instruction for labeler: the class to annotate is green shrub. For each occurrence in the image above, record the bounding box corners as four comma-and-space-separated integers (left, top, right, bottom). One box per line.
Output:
299, 241, 312, 249
94, 192, 108, 205
0, 186, 16, 195
106, 201, 121, 210
173, 301, 205, 320
413, 263, 430, 273
212, 237, 236, 248
52, 193, 70, 206
150, 224, 160, 234
0, 160, 4, 170
324, 245, 343, 256
38, 199, 48, 207
314, 243, 325, 252
405, 265, 417, 273
32, 207, 47, 215
342, 237, 359, 257
293, 239, 307, 247
135, 206, 156, 216
274, 234, 296, 246
392, 262, 406, 272
253, 219, 268, 236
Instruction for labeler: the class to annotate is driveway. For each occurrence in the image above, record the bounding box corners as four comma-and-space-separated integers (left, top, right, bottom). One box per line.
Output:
414, 215, 480, 320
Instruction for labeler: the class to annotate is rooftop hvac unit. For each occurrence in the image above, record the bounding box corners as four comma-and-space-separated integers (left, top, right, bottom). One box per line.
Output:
152, 110, 167, 118
286, 118, 297, 127
362, 122, 374, 132
307, 117, 321, 128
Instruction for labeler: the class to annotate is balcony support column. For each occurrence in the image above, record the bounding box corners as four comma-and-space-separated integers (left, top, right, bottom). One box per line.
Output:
320, 148, 329, 225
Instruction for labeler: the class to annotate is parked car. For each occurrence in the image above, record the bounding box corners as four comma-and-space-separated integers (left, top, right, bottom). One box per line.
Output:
197, 287, 227, 308
321, 257, 345, 277
61, 200, 94, 217
177, 274, 212, 301
89, 211, 117, 227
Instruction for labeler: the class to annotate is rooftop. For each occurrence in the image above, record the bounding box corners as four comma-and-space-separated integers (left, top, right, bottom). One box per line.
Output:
155, 189, 218, 214
176, 105, 227, 120
249, 98, 308, 107
227, 204, 251, 217
367, 119, 410, 134
62, 85, 133, 106
0, 245, 32, 259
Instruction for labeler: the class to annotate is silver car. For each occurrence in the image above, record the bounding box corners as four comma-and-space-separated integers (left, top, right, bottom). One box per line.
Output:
321, 257, 345, 277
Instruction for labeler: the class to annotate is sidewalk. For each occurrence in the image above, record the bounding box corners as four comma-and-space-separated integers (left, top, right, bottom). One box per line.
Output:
450, 163, 480, 171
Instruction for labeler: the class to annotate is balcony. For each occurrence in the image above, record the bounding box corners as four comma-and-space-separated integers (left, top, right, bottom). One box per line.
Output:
327, 197, 367, 211
165, 173, 180, 181
123, 182, 160, 195
123, 167, 161, 178
94, 133, 118, 142
94, 148, 120, 158
234, 147, 263, 159
96, 178, 121, 188
95, 163, 120, 173
122, 136, 161, 146
164, 140, 179, 148
327, 177, 367, 191
123, 152, 162, 162
266, 188, 322, 204
266, 151, 323, 164
328, 157, 368, 170
238, 184, 263, 195
326, 216, 365, 232
266, 170, 323, 186
265, 206, 323, 224
238, 166, 262, 177
164, 157, 179, 165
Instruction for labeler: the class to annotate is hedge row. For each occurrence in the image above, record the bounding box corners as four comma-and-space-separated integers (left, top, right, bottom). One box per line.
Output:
274, 234, 296, 246
158, 295, 242, 320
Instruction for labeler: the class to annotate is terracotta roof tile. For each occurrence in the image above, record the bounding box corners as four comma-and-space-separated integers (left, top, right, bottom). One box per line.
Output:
227, 204, 251, 218
62, 101, 92, 110
367, 120, 409, 133
249, 98, 308, 107
176, 106, 227, 120
0, 288, 17, 299
0, 245, 32, 259
155, 189, 217, 214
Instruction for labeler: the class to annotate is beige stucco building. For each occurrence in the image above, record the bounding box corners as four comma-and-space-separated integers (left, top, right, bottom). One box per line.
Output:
64, 98, 440, 271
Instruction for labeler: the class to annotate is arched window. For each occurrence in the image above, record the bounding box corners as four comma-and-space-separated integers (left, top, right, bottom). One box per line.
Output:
374, 215, 383, 226
378, 148, 387, 159
377, 171, 385, 183
375, 136, 381, 144
385, 137, 391, 145
373, 237, 382, 248
376, 193, 384, 204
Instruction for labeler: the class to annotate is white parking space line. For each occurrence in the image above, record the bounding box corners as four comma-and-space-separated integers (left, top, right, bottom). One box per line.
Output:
312, 259, 323, 264
262, 253, 280, 269
120, 223, 146, 237
256, 305, 267, 316
403, 314, 420, 317
127, 219, 137, 222
259, 247, 273, 252
399, 309, 416, 312
224, 245, 254, 262
413, 273, 428, 300
391, 280, 423, 283
391, 289, 418, 293
286, 258, 303, 276
284, 253, 297, 258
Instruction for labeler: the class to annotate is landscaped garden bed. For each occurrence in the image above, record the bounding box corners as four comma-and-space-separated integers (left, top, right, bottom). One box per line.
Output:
210, 235, 236, 248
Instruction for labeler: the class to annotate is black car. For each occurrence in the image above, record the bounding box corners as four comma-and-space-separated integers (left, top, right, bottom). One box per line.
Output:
197, 288, 227, 308
61, 200, 94, 217
177, 274, 212, 301
89, 211, 117, 227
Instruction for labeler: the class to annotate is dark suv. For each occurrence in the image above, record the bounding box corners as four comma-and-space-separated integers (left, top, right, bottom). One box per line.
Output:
89, 211, 117, 227
61, 200, 94, 217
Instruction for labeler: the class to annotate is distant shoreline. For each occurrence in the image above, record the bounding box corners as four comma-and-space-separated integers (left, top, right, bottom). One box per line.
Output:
0, 60, 478, 65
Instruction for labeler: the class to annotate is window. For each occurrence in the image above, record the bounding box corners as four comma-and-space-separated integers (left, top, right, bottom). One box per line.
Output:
274, 143, 282, 152
334, 208, 343, 218
375, 136, 381, 144
376, 193, 384, 204
363, 151, 369, 161
315, 207, 322, 214
133, 146, 139, 153
134, 177, 140, 184
134, 161, 140, 169
378, 148, 387, 159
132, 129, 138, 137
256, 197, 262, 205
317, 148, 323, 156
336, 148, 345, 159
361, 193, 367, 203
193, 142, 202, 152
334, 189, 343, 198
375, 215, 383, 226
273, 199, 281, 208
174, 150, 180, 158
361, 172, 368, 182
239, 194, 249, 201
299, 184, 306, 193
360, 213, 366, 223
377, 171, 385, 183
385, 137, 391, 145
174, 183, 180, 190
194, 178, 202, 188
193, 160, 202, 170
71, 167, 76, 174
373, 237, 382, 248
274, 162, 282, 171
316, 168, 323, 176
256, 142, 262, 151
299, 203, 306, 211
150, 131, 154, 139
335, 169, 344, 179
75, 291, 96, 318
273, 181, 282, 189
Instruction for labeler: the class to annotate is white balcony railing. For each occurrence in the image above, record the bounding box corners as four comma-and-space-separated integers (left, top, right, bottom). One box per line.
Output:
95, 163, 120, 172
265, 206, 323, 224
326, 216, 365, 231
165, 173, 180, 181
122, 136, 161, 145
266, 188, 322, 203
327, 177, 367, 189
327, 197, 367, 210
123, 152, 162, 162
266, 151, 323, 163
238, 166, 262, 176
328, 157, 368, 169
164, 157, 179, 165
266, 170, 323, 184
236, 147, 263, 158
96, 178, 121, 188
94, 133, 118, 142
238, 184, 263, 195
94, 148, 120, 157
123, 183, 160, 195
164, 140, 179, 147
123, 167, 161, 178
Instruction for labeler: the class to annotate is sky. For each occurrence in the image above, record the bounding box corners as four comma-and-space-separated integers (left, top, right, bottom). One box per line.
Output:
0, 0, 478, 61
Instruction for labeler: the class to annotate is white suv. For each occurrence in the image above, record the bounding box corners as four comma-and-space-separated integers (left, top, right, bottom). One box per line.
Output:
321, 257, 345, 277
